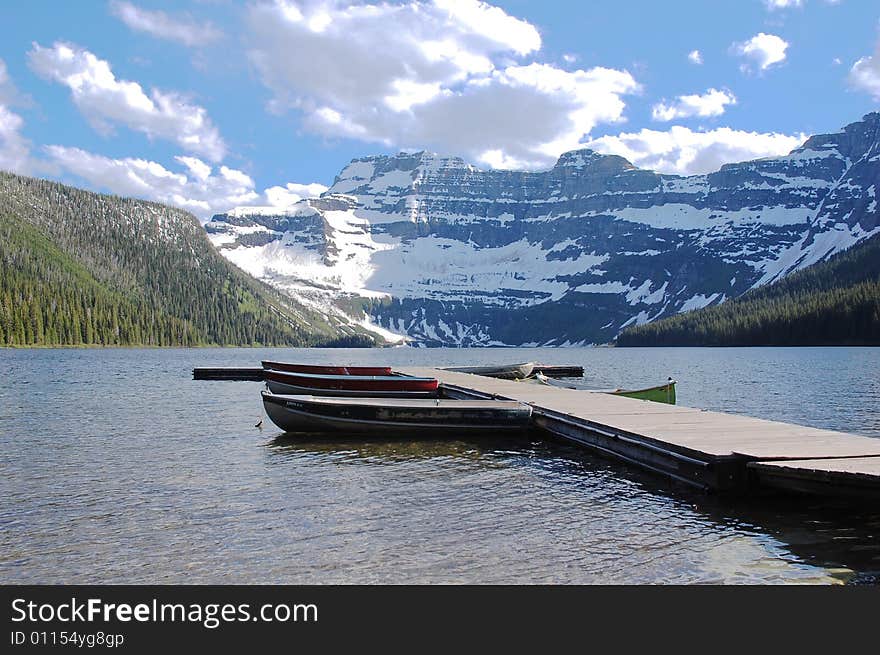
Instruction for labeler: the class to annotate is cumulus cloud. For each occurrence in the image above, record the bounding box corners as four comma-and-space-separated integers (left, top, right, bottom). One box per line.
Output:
0, 106, 31, 173
0, 60, 32, 173
849, 37, 880, 100
110, 1, 223, 47
652, 88, 736, 122
0, 59, 24, 106
43, 146, 324, 218
29, 42, 226, 162
246, 0, 639, 169
763, 0, 803, 9
264, 182, 328, 208
586, 126, 806, 176
733, 33, 789, 72
687, 50, 703, 65
432, 0, 541, 56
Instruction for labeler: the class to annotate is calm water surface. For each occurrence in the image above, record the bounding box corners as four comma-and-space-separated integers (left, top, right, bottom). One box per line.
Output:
1, 347, 879, 584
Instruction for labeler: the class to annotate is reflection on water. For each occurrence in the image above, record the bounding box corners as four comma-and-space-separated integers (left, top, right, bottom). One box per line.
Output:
266, 433, 535, 462
1, 346, 879, 584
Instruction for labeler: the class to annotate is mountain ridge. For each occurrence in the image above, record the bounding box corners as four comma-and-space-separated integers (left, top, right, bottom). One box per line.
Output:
205, 111, 878, 346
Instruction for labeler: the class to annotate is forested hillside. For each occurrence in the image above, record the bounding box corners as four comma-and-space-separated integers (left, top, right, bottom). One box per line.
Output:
0, 171, 372, 347
616, 232, 880, 347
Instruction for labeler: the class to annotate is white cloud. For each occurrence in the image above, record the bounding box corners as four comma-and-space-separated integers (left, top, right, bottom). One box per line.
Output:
264, 182, 328, 208
652, 88, 736, 122
849, 37, 880, 100
733, 33, 789, 72
246, 0, 639, 169
0, 59, 20, 105
687, 50, 703, 65
0, 105, 31, 173
763, 0, 803, 9
43, 146, 324, 218
0, 60, 32, 173
29, 42, 226, 162
586, 126, 806, 176
432, 0, 541, 56
110, 1, 223, 47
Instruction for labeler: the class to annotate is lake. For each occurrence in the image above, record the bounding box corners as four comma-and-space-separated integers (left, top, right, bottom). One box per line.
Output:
1, 346, 878, 584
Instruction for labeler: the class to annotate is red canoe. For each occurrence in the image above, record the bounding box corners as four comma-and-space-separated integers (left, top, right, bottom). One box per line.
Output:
261, 361, 393, 376
264, 369, 439, 397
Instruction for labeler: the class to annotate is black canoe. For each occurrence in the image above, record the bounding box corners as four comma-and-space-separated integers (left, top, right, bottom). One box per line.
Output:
261, 392, 533, 435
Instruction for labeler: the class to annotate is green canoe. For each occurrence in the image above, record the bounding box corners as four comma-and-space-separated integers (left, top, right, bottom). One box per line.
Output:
608, 378, 676, 404
534, 373, 677, 405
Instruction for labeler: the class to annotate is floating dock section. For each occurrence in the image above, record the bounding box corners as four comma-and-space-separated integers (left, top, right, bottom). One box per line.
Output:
397, 367, 880, 499
193, 367, 265, 381
192, 364, 583, 381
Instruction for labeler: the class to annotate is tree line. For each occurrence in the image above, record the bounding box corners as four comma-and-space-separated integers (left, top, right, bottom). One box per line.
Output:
0, 171, 370, 347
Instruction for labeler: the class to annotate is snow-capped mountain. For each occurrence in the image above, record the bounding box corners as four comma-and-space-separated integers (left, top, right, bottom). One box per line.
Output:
205, 113, 880, 346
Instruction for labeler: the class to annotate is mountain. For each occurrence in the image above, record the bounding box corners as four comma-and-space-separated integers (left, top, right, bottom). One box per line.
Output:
207, 113, 880, 347
616, 232, 880, 346
0, 171, 372, 347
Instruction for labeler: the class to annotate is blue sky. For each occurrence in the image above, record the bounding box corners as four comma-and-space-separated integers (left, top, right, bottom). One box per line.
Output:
0, 0, 878, 218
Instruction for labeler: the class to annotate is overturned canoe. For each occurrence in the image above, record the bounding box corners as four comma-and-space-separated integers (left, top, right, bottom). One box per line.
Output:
443, 362, 535, 380
264, 369, 439, 397
531, 364, 584, 379
262, 392, 533, 434
261, 361, 393, 376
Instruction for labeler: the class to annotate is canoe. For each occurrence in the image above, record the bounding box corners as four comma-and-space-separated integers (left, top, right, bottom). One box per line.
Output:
261, 392, 533, 435
443, 362, 535, 380
610, 379, 676, 405
264, 369, 439, 397
261, 361, 393, 376
534, 373, 677, 405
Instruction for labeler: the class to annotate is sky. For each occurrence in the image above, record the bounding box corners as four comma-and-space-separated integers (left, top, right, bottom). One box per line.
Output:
0, 0, 878, 219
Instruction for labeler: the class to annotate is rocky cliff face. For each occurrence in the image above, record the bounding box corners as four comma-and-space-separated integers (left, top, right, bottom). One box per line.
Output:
206, 113, 880, 346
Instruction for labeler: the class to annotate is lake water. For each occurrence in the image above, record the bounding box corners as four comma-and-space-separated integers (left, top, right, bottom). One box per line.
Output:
1, 346, 879, 584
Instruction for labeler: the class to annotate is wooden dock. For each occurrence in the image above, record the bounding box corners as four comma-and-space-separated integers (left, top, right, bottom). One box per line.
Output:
397, 367, 880, 499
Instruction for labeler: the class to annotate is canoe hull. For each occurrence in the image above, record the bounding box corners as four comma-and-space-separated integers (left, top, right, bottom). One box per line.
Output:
611, 381, 676, 405
534, 373, 677, 405
262, 392, 533, 435
261, 361, 393, 376
266, 378, 437, 398
264, 369, 439, 393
